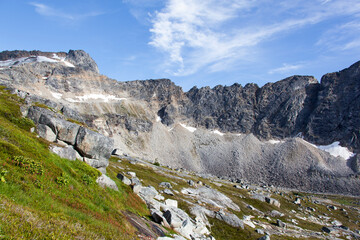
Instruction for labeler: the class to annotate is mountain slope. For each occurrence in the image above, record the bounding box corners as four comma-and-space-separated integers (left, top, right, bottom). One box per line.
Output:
0, 50, 359, 195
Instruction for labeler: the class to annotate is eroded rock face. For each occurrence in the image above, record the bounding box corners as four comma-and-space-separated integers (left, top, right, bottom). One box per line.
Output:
306, 61, 360, 150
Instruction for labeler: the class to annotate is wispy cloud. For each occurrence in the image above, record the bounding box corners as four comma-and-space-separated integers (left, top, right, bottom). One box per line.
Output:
148, 0, 360, 76
29, 2, 104, 21
269, 63, 303, 74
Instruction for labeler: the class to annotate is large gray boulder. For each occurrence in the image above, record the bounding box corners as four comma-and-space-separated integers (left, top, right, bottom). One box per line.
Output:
181, 187, 240, 211
39, 114, 80, 145
37, 124, 57, 142
75, 127, 114, 161
50, 145, 80, 161
96, 174, 118, 191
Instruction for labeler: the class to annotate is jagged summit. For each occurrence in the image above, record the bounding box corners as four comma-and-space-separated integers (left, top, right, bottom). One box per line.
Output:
0, 49, 99, 73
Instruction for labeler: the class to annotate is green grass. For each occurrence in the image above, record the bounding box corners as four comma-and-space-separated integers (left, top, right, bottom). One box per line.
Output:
0, 87, 149, 239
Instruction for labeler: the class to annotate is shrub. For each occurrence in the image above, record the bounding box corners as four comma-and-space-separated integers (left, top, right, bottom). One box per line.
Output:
12, 156, 44, 175
1, 169, 8, 182
82, 174, 95, 185
56, 172, 69, 186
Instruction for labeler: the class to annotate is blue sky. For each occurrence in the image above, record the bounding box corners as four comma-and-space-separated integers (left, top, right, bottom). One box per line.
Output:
1, 0, 360, 91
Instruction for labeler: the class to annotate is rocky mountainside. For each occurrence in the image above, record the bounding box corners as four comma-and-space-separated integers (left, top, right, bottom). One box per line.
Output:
0, 49, 359, 195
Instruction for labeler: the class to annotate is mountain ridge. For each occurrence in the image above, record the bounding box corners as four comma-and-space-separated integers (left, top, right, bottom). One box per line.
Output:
0, 49, 359, 195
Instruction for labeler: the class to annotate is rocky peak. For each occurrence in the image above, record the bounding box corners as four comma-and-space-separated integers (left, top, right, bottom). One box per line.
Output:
0, 50, 67, 61
65, 50, 99, 73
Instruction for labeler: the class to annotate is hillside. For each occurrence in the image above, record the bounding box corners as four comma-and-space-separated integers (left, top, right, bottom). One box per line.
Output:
0, 50, 359, 195
0, 86, 360, 239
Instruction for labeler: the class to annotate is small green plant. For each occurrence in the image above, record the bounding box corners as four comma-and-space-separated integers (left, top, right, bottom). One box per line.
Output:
56, 172, 69, 186
82, 174, 95, 185
1, 169, 8, 182
12, 156, 44, 175
34, 179, 44, 189
153, 159, 160, 167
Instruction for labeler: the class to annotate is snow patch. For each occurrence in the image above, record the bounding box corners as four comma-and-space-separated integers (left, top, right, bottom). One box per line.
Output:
50, 92, 62, 100
212, 130, 224, 136
317, 142, 354, 160
66, 94, 126, 103
267, 139, 283, 144
180, 123, 197, 133
0, 55, 75, 68
156, 116, 162, 122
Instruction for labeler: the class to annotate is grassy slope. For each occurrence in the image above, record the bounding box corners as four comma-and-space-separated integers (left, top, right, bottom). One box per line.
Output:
0, 87, 148, 239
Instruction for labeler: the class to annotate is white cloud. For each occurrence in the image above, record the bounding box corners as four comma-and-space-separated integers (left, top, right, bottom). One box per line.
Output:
317, 21, 360, 52
148, 0, 360, 76
29, 2, 104, 21
269, 63, 303, 74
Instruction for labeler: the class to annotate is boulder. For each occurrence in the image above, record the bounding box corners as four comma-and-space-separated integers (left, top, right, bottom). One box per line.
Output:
96, 175, 118, 191
75, 127, 114, 161
159, 182, 172, 188
163, 189, 174, 196
181, 187, 240, 211
50, 145, 79, 161
151, 208, 169, 227
37, 124, 56, 142
258, 235, 270, 240
127, 171, 136, 177
215, 209, 244, 228
243, 215, 256, 228
138, 186, 159, 202
38, 114, 79, 145
84, 157, 108, 169
117, 173, 131, 185
265, 197, 281, 207
165, 199, 178, 208
131, 177, 141, 186
133, 185, 143, 194
276, 219, 286, 228
162, 207, 192, 229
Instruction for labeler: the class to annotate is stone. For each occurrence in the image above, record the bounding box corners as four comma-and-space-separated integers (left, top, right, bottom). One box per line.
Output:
331, 220, 342, 226
294, 197, 301, 205
258, 235, 270, 240
38, 114, 80, 145
187, 180, 195, 186
96, 175, 118, 191
154, 194, 165, 201
265, 197, 281, 208
159, 182, 172, 188
37, 124, 56, 142
181, 187, 240, 211
84, 157, 108, 169
75, 127, 114, 161
133, 185, 143, 194
138, 186, 159, 202
151, 208, 169, 227
256, 229, 265, 235
163, 189, 174, 196
322, 226, 339, 234
50, 145, 79, 161
269, 210, 284, 217
127, 171, 136, 177
163, 208, 187, 229
131, 177, 141, 186
117, 173, 131, 185
243, 215, 256, 228
165, 199, 178, 208
215, 209, 243, 228
276, 219, 286, 228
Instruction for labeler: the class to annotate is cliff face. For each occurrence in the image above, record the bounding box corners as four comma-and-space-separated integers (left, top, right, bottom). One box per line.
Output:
306, 61, 360, 151
0, 50, 359, 195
